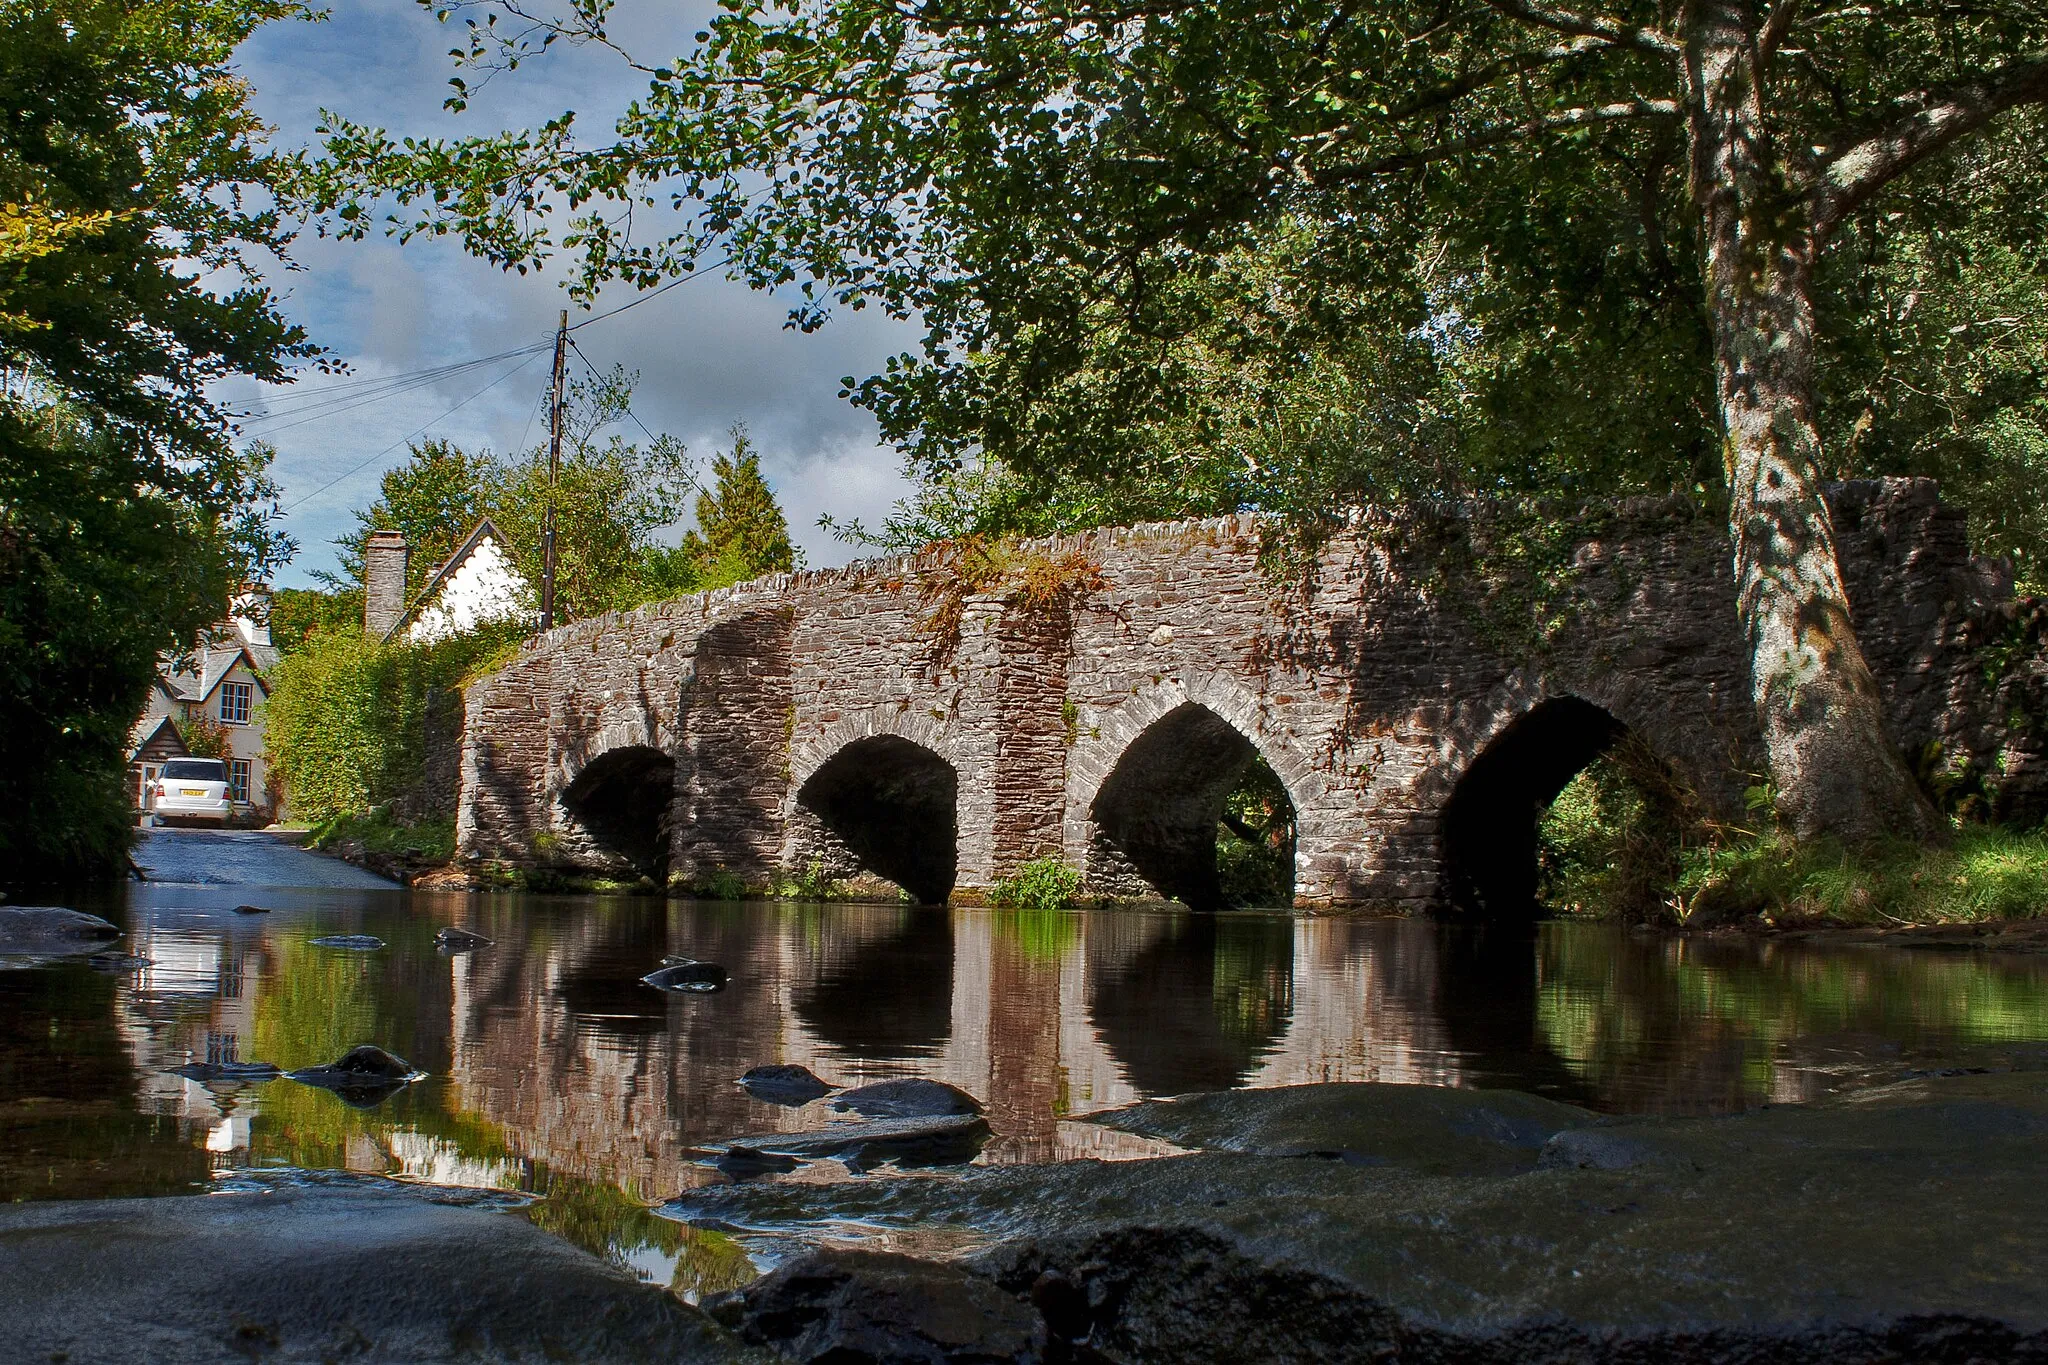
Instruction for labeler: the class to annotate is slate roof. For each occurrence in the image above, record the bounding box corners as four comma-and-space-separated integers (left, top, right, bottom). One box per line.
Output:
160, 635, 276, 705
127, 713, 187, 763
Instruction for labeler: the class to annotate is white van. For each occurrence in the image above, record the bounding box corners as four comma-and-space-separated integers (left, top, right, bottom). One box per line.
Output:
153, 758, 234, 826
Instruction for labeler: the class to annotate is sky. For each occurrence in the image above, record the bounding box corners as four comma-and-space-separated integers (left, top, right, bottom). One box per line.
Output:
227, 1, 920, 589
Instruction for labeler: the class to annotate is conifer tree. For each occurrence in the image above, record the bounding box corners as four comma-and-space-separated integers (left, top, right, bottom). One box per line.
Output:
682, 426, 799, 588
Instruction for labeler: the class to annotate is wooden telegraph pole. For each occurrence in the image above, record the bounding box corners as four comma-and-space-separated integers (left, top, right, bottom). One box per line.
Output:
540, 309, 567, 631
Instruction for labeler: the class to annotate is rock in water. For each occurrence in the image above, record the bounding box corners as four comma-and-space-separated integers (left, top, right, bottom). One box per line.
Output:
174, 1060, 281, 1084
738, 1064, 835, 1106
309, 934, 384, 951
230, 904, 271, 915
87, 952, 153, 972
0, 1185, 753, 1364
434, 926, 492, 951
0, 907, 121, 956
708, 1145, 803, 1180
643, 961, 729, 993
832, 1078, 983, 1120
287, 1045, 420, 1109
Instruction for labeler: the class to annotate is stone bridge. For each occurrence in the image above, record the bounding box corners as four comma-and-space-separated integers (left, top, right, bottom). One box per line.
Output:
454, 479, 2044, 911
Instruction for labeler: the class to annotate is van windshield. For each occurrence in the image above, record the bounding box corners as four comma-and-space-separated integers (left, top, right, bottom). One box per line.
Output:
162, 759, 227, 781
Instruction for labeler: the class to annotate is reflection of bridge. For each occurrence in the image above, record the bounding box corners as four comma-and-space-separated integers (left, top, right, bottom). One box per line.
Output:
445, 904, 1496, 1194
457, 480, 2029, 910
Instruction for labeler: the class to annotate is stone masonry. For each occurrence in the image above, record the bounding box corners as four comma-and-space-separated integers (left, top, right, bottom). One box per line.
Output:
455, 479, 2045, 911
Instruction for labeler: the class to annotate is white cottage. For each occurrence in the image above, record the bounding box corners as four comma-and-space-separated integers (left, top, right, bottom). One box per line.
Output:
375, 518, 534, 644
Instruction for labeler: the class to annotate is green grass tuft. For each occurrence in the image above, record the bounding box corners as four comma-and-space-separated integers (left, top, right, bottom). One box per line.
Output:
1675, 825, 2048, 926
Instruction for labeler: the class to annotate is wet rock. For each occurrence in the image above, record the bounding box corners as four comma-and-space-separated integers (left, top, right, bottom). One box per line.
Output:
833, 1078, 984, 1120
643, 960, 730, 993
1088, 1081, 1597, 1175
0, 1184, 761, 1364
689, 1114, 991, 1174
309, 934, 384, 951
87, 951, 153, 972
706, 1145, 804, 1180
673, 1072, 2048, 1363
434, 926, 492, 952
738, 1064, 836, 1106
286, 1045, 421, 1109
0, 907, 121, 960
706, 1249, 1047, 1365
230, 903, 271, 915
174, 1060, 281, 1084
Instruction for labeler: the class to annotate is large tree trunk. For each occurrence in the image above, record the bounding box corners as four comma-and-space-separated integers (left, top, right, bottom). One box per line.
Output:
1684, 3, 1936, 843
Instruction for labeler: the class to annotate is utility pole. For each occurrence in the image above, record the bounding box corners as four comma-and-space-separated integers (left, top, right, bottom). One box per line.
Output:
540, 309, 566, 631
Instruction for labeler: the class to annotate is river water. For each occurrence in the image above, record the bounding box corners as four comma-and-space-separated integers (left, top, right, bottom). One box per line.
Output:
8, 876, 2048, 1295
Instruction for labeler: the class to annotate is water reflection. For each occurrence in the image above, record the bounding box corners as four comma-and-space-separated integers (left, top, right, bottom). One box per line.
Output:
9, 886, 2048, 1281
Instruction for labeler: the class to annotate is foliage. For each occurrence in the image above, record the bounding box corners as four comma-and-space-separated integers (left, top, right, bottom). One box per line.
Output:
261, 621, 524, 822
327, 438, 497, 601
269, 585, 363, 655
1216, 757, 1296, 909
181, 712, 233, 761
0, 0, 314, 879
1536, 735, 1705, 924
1673, 827, 2048, 927
987, 857, 1082, 912
319, 367, 727, 623
681, 425, 800, 590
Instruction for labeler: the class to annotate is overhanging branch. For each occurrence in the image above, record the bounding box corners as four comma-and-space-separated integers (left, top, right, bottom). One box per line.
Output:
1310, 97, 1680, 183
1482, 0, 1680, 56
1813, 51, 2048, 235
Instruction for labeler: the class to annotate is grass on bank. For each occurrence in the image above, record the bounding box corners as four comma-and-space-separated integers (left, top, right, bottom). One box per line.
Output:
308, 809, 454, 863
1539, 751, 2048, 926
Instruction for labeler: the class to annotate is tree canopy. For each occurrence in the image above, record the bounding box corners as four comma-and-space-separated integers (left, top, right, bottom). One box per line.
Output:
0, 0, 313, 879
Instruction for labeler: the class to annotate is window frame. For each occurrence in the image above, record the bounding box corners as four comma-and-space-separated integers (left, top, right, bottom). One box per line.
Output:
229, 758, 252, 804
219, 680, 253, 726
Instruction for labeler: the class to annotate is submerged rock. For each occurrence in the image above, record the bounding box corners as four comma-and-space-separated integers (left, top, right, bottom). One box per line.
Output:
174, 1060, 281, 1084
832, 1078, 983, 1120
1088, 1080, 1596, 1175
434, 926, 491, 952
706, 1250, 1046, 1365
230, 903, 271, 915
0, 907, 121, 961
286, 1045, 421, 1109
87, 951, 153, 972
707, 1145, 804, 1180
643, 960, 729, 993
688, 1114, 991, 1175
0, 1184, 757, 1364
309, 934, 384, 951
738, 1064, 836, 1106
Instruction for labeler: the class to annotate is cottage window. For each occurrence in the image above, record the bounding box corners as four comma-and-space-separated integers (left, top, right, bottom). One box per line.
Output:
230, 758, 252, 804
220, 680, 252, 725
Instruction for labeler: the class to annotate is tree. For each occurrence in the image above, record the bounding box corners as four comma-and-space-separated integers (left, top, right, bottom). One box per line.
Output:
681, 426, 799, 588
1, 0, 311, 880
329, 438, 495, 602
302, 0, 2048, 842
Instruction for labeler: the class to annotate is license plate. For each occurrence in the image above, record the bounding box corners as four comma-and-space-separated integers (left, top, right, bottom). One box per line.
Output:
181, 789, 205, 797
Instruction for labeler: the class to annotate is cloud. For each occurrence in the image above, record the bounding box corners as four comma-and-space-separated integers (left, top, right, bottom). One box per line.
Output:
232, 1, 918, 588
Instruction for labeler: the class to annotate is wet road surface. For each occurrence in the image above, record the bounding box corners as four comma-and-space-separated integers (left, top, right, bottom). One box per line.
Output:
131, 827, 395, 888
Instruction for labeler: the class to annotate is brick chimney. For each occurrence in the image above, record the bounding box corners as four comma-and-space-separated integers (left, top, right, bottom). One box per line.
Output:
363, 530, 409, 639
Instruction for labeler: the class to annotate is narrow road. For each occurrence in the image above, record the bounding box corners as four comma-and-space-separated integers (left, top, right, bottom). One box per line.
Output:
132, 827, 397, 889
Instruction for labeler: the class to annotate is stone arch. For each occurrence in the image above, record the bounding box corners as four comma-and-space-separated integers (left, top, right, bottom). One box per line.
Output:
1083, 694, 1305, 911
558, 743, 676, 879
791, 735, 960, 904
1432, 671, 1698, 918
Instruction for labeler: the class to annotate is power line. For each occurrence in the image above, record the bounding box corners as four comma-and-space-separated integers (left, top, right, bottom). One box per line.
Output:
566, 255, 733, 332
232, 342, 552, 413
281, 349, 548, 513
566, 335, 667, 452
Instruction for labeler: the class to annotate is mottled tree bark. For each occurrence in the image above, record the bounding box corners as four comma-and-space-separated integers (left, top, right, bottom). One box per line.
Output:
1683, 1, 1938, 842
